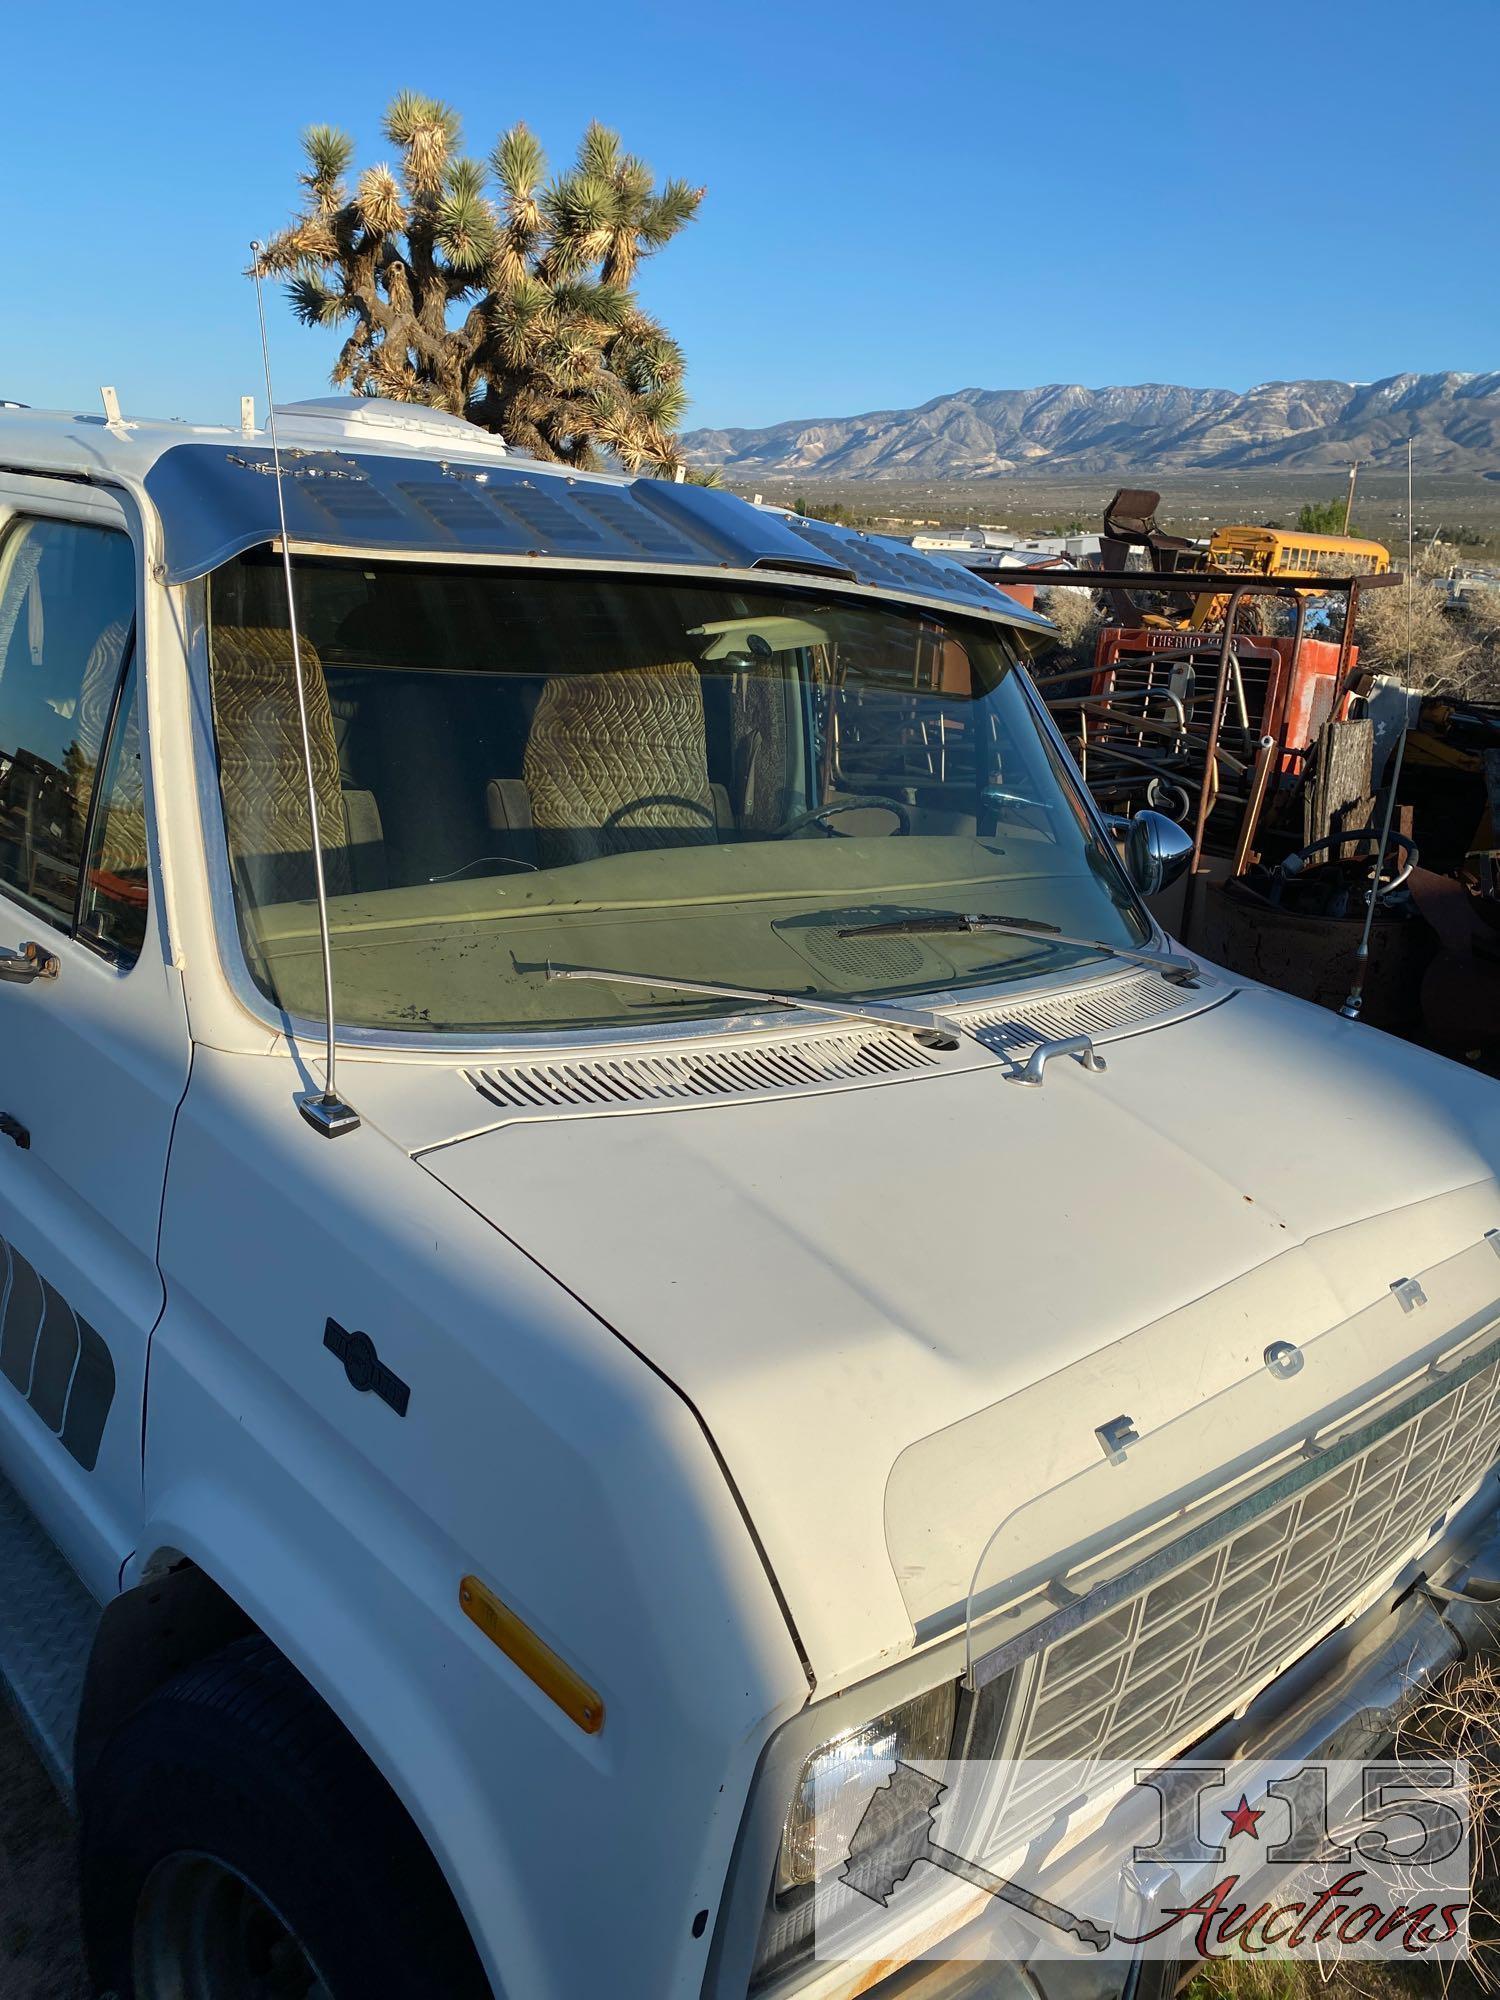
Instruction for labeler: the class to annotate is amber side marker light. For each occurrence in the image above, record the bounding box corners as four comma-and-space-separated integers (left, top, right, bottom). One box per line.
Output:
459, 1575, 605, 1734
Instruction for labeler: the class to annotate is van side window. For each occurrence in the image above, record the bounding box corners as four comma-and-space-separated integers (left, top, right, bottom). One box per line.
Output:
77, 659, 148, 966
0, 518, 137, 933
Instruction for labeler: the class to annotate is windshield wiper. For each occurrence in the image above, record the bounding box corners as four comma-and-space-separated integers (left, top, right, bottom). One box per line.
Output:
836, 912, 1202, 987
545, 962, 963, 1051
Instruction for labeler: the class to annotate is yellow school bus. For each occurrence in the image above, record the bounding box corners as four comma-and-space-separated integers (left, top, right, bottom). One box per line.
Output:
1185, 525, 1390, 626
1205, 524, 1390, 578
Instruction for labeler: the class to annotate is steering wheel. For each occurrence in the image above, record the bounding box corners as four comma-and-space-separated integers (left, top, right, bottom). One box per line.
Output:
1279, 830, 1417, 901
600, 794, 716, 835
772, 796, 912, 839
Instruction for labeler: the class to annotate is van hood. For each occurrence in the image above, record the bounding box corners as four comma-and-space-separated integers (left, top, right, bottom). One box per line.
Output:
413, 986, 1500, 1686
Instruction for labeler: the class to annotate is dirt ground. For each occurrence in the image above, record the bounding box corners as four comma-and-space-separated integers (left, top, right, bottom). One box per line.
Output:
0, 1702, 89, 1999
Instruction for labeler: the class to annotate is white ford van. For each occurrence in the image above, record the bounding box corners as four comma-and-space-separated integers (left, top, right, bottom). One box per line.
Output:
1, 394, 1499, 2000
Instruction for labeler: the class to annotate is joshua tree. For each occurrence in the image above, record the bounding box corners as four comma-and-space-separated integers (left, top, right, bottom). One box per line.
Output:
254, 94, 704, 473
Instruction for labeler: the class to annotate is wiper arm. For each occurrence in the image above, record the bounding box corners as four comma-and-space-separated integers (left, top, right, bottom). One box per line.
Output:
545, 962, 962, 1051
837, 912, 1202, 987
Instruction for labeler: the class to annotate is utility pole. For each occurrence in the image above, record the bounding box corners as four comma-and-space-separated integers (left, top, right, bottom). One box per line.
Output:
1340, 436, 1413, 1022
1344, 460, 1359, 536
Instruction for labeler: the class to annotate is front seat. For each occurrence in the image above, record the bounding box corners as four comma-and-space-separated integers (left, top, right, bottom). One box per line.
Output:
520, 660, 724, 869
209, 626, 386, 903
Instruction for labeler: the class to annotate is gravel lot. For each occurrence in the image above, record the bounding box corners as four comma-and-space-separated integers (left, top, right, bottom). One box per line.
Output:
0, 1701, 89, 1999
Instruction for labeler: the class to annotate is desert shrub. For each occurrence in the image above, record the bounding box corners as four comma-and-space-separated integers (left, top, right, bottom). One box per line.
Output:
1355, 545, 1500, 700
1039, 583, 1104, 656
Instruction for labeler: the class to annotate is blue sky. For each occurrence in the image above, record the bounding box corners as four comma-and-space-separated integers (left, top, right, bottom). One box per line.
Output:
5, 0, 1495, 432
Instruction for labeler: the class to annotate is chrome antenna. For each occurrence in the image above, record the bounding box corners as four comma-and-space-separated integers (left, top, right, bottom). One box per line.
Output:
249, 242, 359, 1137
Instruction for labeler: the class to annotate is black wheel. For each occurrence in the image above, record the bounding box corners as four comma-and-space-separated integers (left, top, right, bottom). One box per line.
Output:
80, 1636, 491, 2000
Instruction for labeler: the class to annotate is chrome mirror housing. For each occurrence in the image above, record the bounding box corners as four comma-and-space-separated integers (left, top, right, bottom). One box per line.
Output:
1105, 810, 1195, 898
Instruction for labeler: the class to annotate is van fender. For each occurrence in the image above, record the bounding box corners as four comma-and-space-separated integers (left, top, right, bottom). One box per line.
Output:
126, 1475, 557, 2000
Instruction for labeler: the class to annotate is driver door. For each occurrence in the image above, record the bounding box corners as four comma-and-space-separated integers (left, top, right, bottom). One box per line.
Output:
0, 496, 191, 1597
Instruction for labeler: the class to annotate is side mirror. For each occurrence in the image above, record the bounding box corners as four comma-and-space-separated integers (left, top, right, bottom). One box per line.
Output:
1105, 810, 1195, 897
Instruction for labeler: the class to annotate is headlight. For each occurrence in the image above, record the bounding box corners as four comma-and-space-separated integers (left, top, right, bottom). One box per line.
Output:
776, 1682, 957, 1893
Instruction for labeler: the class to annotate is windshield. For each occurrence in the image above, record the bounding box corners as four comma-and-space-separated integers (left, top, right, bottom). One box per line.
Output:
205, 553, 1149, 1036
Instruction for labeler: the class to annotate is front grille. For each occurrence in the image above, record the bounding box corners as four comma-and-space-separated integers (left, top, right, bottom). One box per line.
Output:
1010, 1347, 1500, 1785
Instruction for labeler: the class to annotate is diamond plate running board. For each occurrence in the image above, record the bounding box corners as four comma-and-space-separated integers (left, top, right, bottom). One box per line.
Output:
0, 1467, 101, 1795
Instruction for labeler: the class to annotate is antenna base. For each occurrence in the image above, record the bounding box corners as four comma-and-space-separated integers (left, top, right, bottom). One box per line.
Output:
298, 1091, 361, 1138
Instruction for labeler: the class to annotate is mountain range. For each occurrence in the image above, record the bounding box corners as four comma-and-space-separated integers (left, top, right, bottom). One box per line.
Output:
680, 373, 1500, 480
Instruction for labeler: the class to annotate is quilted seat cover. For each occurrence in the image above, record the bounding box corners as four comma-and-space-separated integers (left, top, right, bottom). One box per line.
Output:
523, 661, 717, 869
210, 626, 352, 900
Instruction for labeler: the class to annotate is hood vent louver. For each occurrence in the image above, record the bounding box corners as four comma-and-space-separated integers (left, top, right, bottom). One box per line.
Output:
961, 969, 1218, 1055
458, 971, 1222, 1123
464, 1026, 937, 1117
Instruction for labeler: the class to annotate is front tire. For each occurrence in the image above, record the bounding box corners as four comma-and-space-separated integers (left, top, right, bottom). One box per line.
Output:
80, 1636, 490, 2000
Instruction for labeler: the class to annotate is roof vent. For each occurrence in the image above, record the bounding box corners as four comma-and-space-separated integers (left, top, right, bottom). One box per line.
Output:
272, 397, 508, 453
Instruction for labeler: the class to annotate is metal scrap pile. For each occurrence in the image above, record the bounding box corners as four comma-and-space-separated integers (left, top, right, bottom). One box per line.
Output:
999, 491, 1500, 1067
